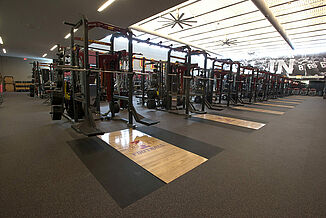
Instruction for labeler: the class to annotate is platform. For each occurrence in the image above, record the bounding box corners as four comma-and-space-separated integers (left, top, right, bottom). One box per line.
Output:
193, 114, 265, 130
98, 129, 208, 183
233, 106, 285, 115
254, 102, 295, 108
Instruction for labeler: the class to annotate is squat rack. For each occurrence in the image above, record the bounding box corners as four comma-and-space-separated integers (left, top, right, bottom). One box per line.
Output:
58, 16, 160, 135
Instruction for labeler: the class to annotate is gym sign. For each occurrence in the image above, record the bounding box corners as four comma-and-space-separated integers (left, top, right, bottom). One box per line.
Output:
245, 54, 326, 78
268, 59, 326, 76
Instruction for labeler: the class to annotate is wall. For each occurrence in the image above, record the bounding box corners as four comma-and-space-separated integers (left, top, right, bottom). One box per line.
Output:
0, 56, 52, 81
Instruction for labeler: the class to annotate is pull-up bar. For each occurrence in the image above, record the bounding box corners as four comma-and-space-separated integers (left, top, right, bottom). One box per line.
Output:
74, 37, 111, 46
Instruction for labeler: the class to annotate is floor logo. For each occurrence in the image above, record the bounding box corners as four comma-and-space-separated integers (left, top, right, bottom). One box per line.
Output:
130, 136, 165, 156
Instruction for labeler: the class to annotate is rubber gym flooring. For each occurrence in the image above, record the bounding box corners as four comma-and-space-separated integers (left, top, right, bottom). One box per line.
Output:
1, 93, 326, 217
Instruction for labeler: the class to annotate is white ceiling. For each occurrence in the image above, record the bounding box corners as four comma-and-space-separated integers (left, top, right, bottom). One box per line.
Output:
0, 0, 187, 59
132, 0, 326, 59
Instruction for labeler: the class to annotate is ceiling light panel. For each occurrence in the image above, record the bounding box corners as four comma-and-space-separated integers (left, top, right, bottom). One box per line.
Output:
181, 0, 244, 17
292, 33, 326, 41
132, 0, 326, 58
176, 12, 267, 39
205, 35, 284, 50
196, 26, 277, 48
283, 15, 326, 28
266, 0, 297, 6
293, 41, 326, 50
253, 43, 325, 54
292, 40, 326, 51
289, 29, 326, 46
271, 0, 325, 16
133, 30, 146, 37
223, 41, 326, 58
211, 43, 289, 54
222, 47, 292, 58
224, 42, 326, 57
190, 22, 274, 45
183, 1, 253, 27
180, 13, 270, 42
286, 23, 326, 34
280, 14, 326, 28
198, 31, 281, 47
290, 29, 326, 39
276, 5, 326, 24
210, 40, 288, 52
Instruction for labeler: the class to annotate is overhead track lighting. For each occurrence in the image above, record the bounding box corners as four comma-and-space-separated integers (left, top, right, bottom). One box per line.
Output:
42, 53, 47, 58
0, 36, 3, 44
98, 0, 116, 12
50, 45, 58, 51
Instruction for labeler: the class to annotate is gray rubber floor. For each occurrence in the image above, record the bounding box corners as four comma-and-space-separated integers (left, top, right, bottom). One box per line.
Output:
1, 93, 326, 217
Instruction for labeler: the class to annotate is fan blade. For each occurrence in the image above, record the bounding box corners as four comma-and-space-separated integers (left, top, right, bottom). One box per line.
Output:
181, 22, 193, 27
158, 20, 173, 23
161, 23, 174, 28
177, 22, 184, 29
183, 20, 197, 23
179, 13, 185, 20
170, 13, 177, 21
160, 17, 175, 22
182, 17, 197, 21
171, 22, 177, 29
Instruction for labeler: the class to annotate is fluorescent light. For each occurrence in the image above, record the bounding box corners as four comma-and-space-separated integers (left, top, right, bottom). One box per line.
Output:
3, 48, 6, 53
50, 45, 58, 51
64, 29, 78, 39
98, 0, 116, 12
0, 36, 3, 44
42, 53, 47, 58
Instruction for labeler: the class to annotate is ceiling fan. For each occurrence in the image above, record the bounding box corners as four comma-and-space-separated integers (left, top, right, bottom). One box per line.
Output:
159, 10, 197, 29
219, 38, 238, 46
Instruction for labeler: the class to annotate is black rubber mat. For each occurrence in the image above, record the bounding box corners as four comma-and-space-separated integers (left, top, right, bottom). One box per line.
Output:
68, 137, 165, 208
137, 126, 223, 159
